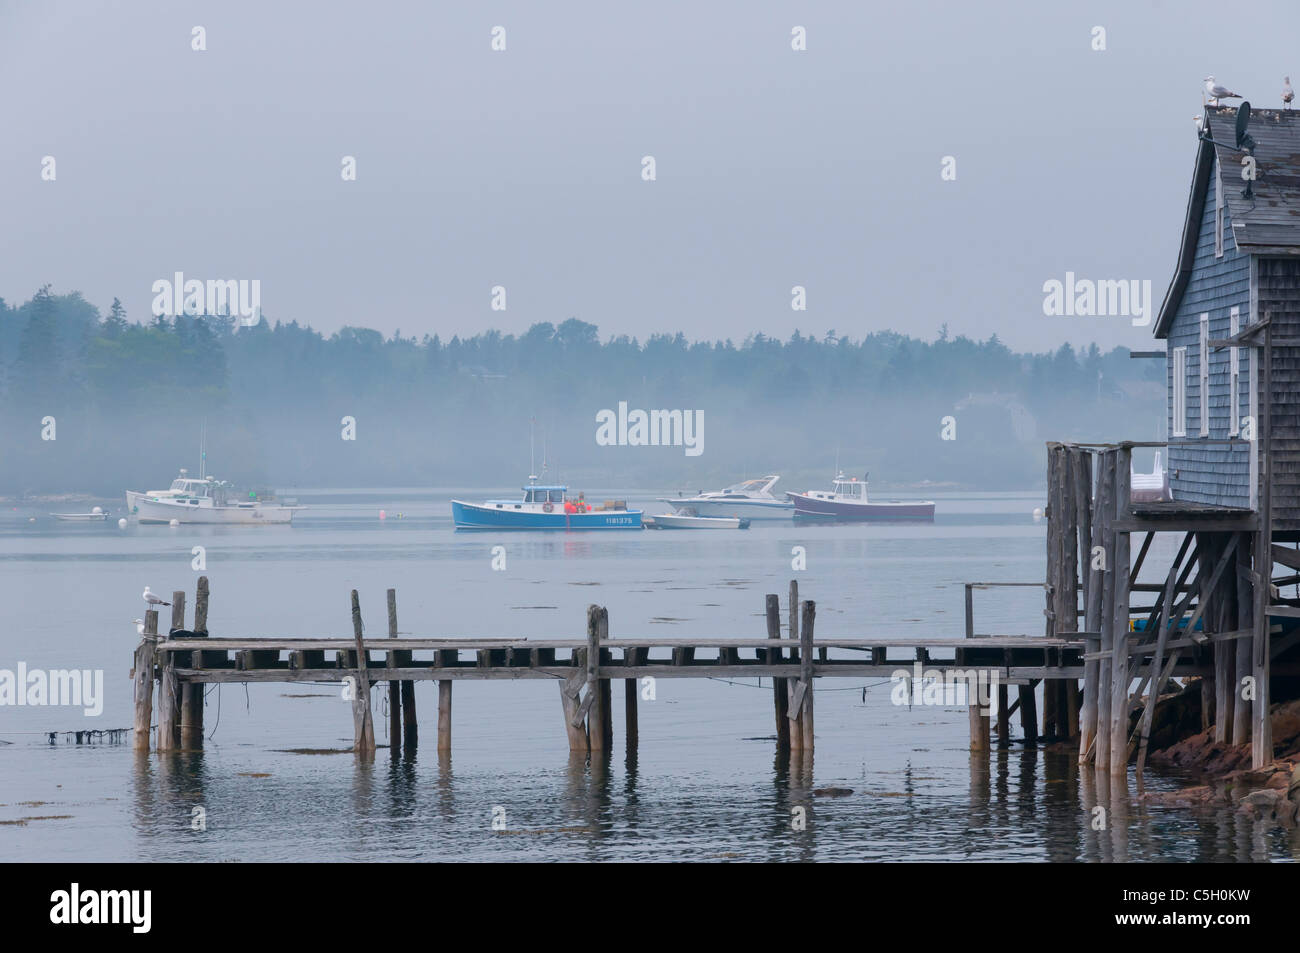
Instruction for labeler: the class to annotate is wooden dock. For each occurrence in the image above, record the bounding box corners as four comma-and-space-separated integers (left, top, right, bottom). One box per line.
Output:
130, 575, 1233, 760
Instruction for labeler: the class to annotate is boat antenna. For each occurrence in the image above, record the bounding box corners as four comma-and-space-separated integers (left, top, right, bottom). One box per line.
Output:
530, 416, 536, 481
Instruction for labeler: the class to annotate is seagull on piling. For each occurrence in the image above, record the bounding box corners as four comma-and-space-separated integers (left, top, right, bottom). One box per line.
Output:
1204, 75, 1242, 106
142, 586, 170, 609
1284, 76, 1294, 108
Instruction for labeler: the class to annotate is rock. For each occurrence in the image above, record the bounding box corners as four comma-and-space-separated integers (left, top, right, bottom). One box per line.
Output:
1238, 788, 1283, 819
1289, 763, 1300, 802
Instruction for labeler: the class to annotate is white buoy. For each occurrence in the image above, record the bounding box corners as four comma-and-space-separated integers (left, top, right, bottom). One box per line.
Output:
379, 509, 386, 520
118, 518, 128, 529
1032, 507, 1044, 522
92, 505, 103, 515
169, 518, 180, 527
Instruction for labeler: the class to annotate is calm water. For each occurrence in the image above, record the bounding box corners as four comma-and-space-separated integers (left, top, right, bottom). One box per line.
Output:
1, 489, 1295, 861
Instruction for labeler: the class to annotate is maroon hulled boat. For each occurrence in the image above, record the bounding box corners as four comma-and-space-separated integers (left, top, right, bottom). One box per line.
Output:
786, 472, 935, 521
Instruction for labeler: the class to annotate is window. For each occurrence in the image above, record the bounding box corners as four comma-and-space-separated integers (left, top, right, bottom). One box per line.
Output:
1229, 307, 1240, 436
1172, 346, 1188, 437
1199, 314, 1210, 437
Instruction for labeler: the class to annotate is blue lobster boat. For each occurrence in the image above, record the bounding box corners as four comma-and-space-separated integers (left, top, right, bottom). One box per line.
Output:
451, 479, 643, 530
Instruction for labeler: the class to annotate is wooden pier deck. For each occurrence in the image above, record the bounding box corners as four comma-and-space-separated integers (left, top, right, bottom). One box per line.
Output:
129, 575, 1233, 761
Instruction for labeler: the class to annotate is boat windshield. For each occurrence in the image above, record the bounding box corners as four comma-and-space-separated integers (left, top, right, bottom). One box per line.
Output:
523, 488, 566, 504
835, 481, 864, 499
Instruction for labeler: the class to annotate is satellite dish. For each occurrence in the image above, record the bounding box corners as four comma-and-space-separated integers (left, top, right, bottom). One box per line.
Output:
1236, 102, 1255, 151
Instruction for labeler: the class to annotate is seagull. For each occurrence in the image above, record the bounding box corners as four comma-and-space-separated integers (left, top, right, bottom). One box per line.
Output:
134, 619, 145, 636
1284, 76, 1294, 109
142, 586, 171, 609
1204, 75, 1242, 106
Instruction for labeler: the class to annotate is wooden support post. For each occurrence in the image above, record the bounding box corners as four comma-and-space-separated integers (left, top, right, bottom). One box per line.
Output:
1135, 567, 1177, 780
155, 591, 185, 751
788, 581, 803, 750
1095, 451, 1116, 767
388, 589, 417, 750
1253, 320, 1274, 769
1018, 681, 1038, 745
799, 600, 815, 752
560, 656, 588, 753
1215, 542, 1236, 743
437, 680, 452, 752
624, 669, 638, 750
766, 594, 789, 749
349, 590, 375, 753
386, 589, 401, 752
586, 605, 606, 752
1108, 445, 1132, 774
132, 611, 158, 752
181, 576, 208, 747
996, 683, 1010, 745
1234, 533, 1253, 746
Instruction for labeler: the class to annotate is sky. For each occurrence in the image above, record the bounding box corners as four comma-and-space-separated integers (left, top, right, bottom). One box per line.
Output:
2, 0, 1297, 353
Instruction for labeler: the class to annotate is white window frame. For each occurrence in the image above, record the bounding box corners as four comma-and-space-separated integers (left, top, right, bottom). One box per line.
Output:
1229, 307, 1240, 436
1199, 314, 1210, 436
1172, 346, 1188, 437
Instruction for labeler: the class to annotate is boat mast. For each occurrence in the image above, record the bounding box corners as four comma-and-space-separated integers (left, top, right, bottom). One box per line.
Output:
200, 420, 207, 481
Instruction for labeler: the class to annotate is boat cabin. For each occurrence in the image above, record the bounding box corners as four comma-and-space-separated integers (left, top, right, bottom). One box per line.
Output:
522, 485, 567, 504
830, 474, 867, 500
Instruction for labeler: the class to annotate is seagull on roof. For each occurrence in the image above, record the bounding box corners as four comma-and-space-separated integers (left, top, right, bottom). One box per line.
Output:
1284, 76, 1294, 109
142, 586, 170, 609
1204, 75, 1242, 106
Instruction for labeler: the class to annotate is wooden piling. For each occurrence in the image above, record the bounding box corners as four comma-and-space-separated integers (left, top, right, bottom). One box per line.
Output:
389, 590, 417, 749
1234, 533, 1253, 746
385, 589, 402, 752
798, 600, 815, 752
996, 683, 1010, 746
788, 581, 803, 750
180, 576, 208, 747
132, 610, 158, 752
349, 590, 376, 753
586, 605, 606, 752
1080, 448, 1102, 762
437, 680, 452, 752
1108, 445, 1133, 774
1018, 682, 1038, 745
598, 608, 613, 750
1095, 450, 1116, 769
1214, 542, 1236, 743
156, 591, 185, 751
766, 594, 789, 749
1253, 320, 1274, 769
560, 658, 588, 753
624, 668, 638, 750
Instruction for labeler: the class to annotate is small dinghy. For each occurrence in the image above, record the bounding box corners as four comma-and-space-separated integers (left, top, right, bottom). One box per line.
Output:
645, 508, 750, 530
51, 507, 107, 521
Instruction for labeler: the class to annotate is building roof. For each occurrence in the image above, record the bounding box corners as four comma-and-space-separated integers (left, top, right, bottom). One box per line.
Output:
1155, 106, 1300, 338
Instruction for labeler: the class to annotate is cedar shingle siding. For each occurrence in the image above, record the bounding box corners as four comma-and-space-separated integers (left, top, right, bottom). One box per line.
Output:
1165, 162, 1250, 508
1155, 107, 1300, 529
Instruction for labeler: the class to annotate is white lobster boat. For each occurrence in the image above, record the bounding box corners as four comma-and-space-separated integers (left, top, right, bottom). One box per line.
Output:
126, 469, 299, 525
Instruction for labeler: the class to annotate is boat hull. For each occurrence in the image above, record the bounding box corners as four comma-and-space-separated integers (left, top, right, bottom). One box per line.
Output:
126, 491, 297, 525
786, 492, 935, 522
646, 514, 749, 529
451, 500, 643, 530
659, 499, 793, 519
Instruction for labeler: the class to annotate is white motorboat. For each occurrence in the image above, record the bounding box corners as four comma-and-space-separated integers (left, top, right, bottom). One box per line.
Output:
126, 469, 300, 525
645, 509, 750, 530
658, 475, 794, 519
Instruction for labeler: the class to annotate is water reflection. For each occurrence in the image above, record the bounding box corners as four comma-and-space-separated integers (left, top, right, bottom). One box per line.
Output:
118, 733, 1300, 862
